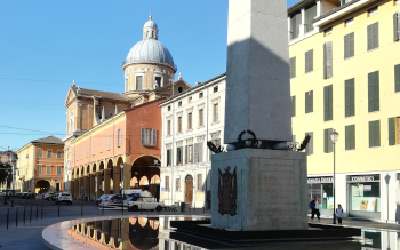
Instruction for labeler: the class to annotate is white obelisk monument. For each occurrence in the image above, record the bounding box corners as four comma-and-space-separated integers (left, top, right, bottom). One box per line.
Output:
211, 0, 308, 231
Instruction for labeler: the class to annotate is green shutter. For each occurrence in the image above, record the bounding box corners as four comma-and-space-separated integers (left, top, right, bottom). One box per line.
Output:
328, 128, 334, 153
344, 34, 349, 59
374, 22, 379, 49
389, 118, 395, 146
329, 85, 333, 120
345, 80, 350, 117
394, 13, 399, 41
376, 120, 381, 147
349, 32, 354, 57
326, 41, 333, 78
345, 79, 355, 117
351, 125, 355, 150
367, 24, 373, 50
309, 49, 313, 72
310, 90, 313, 113
305, 132, 313, 155
305, 51, 309, 73
395, 64, 400, 93
324, 129, 328, 152
350, 79, 355, 116
305, 92, 309, 113
345, 125, 351, 150
323, 43, 327, 79
374, 71, 379, 112
290, 57, 296, 78
324, 87, 327, 120
368, 72, 374, 112
369, 121, 375, 147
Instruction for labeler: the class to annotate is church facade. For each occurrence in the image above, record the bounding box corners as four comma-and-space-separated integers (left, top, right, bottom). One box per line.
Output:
63, 16, 190, 199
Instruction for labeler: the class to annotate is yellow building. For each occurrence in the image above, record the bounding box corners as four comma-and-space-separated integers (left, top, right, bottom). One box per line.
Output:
15, 136, 64, 193
289, 0, 400, 221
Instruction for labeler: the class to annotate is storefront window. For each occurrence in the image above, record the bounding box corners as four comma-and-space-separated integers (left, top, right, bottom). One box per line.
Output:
307, 176, 334, 216
348, 175, 381, 219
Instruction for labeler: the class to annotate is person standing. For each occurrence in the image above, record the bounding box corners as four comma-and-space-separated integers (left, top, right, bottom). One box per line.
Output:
309, 197, 320, 222
336, 204, 344, 225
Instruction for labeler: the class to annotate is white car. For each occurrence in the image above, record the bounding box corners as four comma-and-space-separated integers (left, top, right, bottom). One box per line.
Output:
55, 192, 73, 205
42, 192, 54, 201
126, 196, 165, 212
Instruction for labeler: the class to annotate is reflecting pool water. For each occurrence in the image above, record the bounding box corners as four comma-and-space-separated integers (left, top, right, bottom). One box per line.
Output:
67, 216, 400, 250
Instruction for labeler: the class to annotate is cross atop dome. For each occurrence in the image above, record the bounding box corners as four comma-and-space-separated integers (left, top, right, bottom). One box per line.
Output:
143, 13, 158, 40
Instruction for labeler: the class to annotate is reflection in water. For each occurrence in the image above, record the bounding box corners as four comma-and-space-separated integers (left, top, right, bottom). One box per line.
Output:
67, 216, 400, 250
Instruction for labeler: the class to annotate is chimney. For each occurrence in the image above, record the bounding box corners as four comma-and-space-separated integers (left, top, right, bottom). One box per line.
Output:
195, 82, 201, 86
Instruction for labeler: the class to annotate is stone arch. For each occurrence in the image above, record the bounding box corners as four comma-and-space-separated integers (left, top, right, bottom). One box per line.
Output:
86, 165, 90, 176
184, 175, 194, 206
36, 180, 50, 193
92, 163, 96, 174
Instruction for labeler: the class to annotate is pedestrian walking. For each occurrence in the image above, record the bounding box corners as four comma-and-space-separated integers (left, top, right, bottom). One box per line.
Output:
336, 204, 344, 225
309, 197, 320, 222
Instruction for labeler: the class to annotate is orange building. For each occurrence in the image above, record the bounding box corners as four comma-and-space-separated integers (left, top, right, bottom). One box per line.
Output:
67, 99, 165, 200
15, 136, 64, 193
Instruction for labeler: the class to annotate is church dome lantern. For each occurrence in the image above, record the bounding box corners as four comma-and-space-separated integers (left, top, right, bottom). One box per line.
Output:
123, 15, 176, 71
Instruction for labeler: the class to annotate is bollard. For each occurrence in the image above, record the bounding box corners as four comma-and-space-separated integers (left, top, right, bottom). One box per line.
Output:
24, 207, 26, 225
6, 208, 9, 230
58, 204, 60, 218
81, 204, 82, 217
16, 207, 18, 228
36, 206, 38, 221
41, 206, 43, 220
30, 206, 32, 223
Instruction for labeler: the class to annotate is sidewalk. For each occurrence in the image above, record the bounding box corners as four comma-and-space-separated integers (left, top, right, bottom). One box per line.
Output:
310, 216, 400, 231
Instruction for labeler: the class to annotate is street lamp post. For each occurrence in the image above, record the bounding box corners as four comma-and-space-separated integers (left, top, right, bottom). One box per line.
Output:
330, 130, 339, 225
120, 163, 123, 212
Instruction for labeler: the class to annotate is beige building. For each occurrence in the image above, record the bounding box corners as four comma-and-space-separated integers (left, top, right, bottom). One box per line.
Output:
15, 136, 64, 193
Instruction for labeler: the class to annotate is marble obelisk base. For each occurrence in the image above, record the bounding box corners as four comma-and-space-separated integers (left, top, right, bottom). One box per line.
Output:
211, 149, 308, 231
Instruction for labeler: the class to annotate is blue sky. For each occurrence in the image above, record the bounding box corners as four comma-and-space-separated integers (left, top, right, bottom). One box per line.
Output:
0, 0, 299, 150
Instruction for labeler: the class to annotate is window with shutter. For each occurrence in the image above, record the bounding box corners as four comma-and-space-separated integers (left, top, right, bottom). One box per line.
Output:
188, 113, 192, 129
305, 50, 313, 73
389, 118, 395, 146
324, 85, 333, 121
177, 147, 182, 165
166, 176, 169, 190
345, 125, 355, 150
167, 149, 171, 166
193, 143, 199, 164
199, 142, 203, 162
324, 128, 334, 153
305, 5, 317, 33
305, 90, 313, 113
178, 117, 182, 133
167, 120, 171, 135
326, 41, 333, 78
47, 166, 51, 175
323, 43, 327, 79
108, 134, 111, 150
344, 33, 354, 59
291, 96, 296, 117
369, 120, 381, 147
37, 166, 42, 175
394, 64, 400, 93
57, 166, 62, 175
57, 151, 62, 159
394, 13, 399, 41
136, 76, 143, 90
368, 71, 379, 112
367, 22, 379, 51
199, 109, 203, 127
289, 57, 296, 79
198, 174, 202, 190
152, 129, 157, 146
305, 132, 313, 155
345, 78, 355, 117
38, 149, 43, 158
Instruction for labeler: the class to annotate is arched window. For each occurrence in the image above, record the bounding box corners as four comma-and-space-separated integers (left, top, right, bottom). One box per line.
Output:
146, 31, 149, 38
152, 31, 154, 38
178, 87, 183, 93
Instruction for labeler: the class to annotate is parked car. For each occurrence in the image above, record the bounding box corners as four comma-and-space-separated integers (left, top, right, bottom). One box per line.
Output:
42, 192, 54, 201
109, 195, 123, 204
97, 194, 112, 201
126, 196, 165, 212
55, 192, 72, 205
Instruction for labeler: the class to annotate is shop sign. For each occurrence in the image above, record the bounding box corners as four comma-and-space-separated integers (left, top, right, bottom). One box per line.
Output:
348, 175, 380, 183
307, 176, 333, 184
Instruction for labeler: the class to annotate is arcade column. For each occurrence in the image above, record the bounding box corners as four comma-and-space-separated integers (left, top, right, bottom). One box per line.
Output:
89, 174, 95, 200
113, 166, 121, 195
104, 169, 111, 195
95, 172, 103, 198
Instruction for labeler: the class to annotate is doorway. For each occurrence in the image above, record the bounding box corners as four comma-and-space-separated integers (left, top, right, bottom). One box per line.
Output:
185, 175, 193, 206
